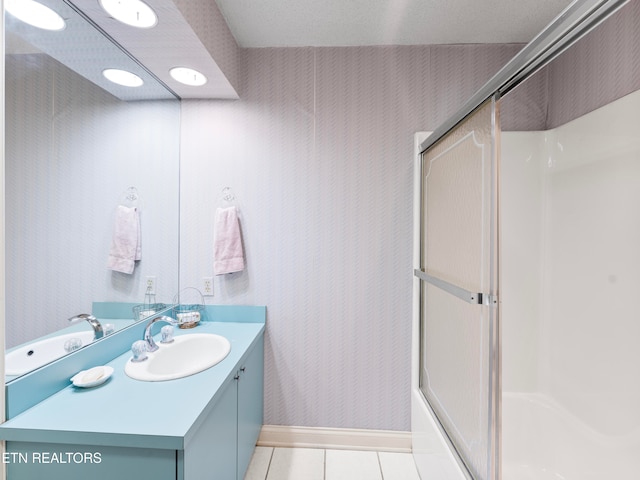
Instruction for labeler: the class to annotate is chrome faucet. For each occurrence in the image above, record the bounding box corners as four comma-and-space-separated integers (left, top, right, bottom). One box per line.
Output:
68, 313, 104, 340
143, 315, 177, 352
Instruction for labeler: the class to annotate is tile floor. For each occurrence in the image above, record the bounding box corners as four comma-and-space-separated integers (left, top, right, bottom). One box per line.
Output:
244, 447, 421, 480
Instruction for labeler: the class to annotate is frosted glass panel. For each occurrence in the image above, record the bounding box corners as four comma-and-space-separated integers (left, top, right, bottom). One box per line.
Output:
419, 99, 499, 480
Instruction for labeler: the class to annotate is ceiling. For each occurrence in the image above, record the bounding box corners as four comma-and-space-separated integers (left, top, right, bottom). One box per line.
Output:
214, 0, 576, 47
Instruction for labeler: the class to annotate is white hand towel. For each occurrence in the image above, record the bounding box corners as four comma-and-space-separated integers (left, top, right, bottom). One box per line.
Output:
107, 205, 141, 274
213, 206, 245, 275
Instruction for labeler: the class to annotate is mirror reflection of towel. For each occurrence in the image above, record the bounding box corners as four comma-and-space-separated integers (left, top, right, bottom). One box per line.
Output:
107, 205, 141, 274
214, 206, 245, 275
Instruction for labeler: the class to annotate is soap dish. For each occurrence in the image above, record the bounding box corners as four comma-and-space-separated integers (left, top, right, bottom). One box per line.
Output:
71, 366, 114, 388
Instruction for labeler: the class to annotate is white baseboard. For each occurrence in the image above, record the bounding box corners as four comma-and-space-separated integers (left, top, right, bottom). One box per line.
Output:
257, 425, 412, 453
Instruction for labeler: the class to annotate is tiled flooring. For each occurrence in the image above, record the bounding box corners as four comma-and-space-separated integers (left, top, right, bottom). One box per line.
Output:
244, 447, 421, 480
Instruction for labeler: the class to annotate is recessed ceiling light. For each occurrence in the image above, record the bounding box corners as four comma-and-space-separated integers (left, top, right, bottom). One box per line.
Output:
6, 0, 66, 31
103, 69, 144, 87
169, 67, 207, 86
99, 0, 157, 28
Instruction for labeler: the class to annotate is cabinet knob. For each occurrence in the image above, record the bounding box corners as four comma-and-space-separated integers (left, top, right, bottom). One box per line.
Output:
234, 374, 240, 380
240, 366, 246, 372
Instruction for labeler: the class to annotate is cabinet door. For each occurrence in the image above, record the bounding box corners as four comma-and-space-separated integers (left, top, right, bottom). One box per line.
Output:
236, 337, 264, 480
183, 377, 239, 480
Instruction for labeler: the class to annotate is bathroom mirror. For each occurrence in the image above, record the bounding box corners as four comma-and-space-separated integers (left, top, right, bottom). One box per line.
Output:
4, 1, 181, 380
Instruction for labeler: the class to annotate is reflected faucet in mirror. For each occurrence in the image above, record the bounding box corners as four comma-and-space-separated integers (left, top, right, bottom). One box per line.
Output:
68, 314, 104, 340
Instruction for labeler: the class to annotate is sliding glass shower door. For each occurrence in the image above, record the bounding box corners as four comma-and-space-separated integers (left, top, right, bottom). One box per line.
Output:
415, 98, 500, 480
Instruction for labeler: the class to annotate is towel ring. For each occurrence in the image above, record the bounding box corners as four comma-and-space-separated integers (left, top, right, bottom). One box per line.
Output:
220, 187, 237, 206
120, 186, 142, 208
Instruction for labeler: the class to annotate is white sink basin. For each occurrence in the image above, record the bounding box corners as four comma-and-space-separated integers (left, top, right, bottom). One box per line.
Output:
125, 333, 231, 381
6, 331, 96, 376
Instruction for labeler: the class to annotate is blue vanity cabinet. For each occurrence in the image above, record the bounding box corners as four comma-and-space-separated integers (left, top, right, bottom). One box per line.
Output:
1, 324, 265, 480
182, 333, 264, 480
181, 374, 239, 479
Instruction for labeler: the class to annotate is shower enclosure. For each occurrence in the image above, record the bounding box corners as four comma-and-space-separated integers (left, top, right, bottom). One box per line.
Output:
411, 0, 636, 479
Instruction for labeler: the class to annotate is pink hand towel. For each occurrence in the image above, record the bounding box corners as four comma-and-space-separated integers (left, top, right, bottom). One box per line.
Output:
214, 206, 245, 275
107, 205, 141, 274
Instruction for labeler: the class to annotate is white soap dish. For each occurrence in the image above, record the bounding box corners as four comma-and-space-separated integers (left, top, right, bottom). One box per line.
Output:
71, 366, 114, 388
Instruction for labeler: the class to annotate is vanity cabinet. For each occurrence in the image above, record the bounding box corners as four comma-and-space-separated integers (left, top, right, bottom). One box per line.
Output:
182, 336, 264, 480
1, 321, 264, 480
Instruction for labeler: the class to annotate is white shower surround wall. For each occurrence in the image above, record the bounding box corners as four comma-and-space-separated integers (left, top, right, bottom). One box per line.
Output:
502, 393, 639, 479
501, 88, 640, 478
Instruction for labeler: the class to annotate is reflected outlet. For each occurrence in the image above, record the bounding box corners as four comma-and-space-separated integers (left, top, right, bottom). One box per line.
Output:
146, 276, 156, 295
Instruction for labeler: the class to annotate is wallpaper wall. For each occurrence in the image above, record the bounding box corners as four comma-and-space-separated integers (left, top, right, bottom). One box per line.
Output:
544, 0, 640, 129
179, 43, 541, 431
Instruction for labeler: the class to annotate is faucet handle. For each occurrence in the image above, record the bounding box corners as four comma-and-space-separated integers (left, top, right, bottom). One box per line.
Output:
131, 340, 148, 363
64, 337, 83, 353
160, 325, 174, 344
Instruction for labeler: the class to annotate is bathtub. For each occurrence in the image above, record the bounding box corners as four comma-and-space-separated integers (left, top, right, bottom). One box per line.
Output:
502, 392, 639, 480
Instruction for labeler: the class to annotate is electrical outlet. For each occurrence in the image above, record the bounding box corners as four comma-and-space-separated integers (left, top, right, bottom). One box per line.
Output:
146, 276, 157, 295
202, 277, 214, 296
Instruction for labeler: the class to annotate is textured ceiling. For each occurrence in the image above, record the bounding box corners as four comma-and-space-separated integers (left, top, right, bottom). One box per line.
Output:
215, 0, 576, 47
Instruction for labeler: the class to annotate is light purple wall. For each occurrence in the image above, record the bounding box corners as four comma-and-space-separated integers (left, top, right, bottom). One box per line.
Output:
179, 44, 542, 431
545, 0, 640, 128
